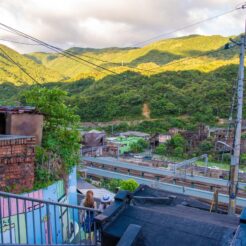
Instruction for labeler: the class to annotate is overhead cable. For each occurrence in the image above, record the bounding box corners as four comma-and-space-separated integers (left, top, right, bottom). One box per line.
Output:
0, 46, 40, 85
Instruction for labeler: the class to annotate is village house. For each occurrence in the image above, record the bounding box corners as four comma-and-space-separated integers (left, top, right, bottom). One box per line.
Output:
0, 106, 43, 192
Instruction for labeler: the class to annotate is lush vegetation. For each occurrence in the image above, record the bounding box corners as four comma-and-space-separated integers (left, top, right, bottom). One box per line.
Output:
1, 64, 240, 126
21, 87, 80, 189
100, 178, 139, 192
120, 179, 139, 192
154, 134, 186, 157
1, 34, 245, 182
154, 133, 246, 166
0, 34, 244, 132
130, 138, 149, 153
0, 45, 65, 85
25, 34, 238, 80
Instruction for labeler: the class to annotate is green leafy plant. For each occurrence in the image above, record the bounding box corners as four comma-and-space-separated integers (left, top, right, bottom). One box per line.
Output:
120, 179, 139, 192
154, 143, 167, 155
21, 87, 81, 187
100, 178, 122, 192
130, 138, 148, 153
166, 134, 186, 158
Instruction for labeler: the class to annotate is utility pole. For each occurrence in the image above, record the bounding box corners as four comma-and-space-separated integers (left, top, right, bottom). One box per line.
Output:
228, 35, 245, 215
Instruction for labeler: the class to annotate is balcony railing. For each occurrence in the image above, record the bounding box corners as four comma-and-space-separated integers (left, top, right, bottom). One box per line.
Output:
0, 191, 100, 245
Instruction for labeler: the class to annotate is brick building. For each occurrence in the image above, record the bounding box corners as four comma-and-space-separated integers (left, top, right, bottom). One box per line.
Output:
0, 106, 44, 193
0, 106, 44, 145
0, 135, 36, 193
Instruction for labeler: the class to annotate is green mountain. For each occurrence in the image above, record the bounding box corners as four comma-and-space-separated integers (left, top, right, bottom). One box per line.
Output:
25, 34, 239, 80
0, 34, 242, 127
0, 45, 66, 85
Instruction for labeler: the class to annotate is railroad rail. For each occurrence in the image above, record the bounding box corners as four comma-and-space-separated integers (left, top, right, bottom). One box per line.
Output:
81, 157, 246, 190
84, 166, 246, 207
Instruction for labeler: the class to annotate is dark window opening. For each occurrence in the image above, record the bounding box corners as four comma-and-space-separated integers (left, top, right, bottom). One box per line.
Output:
100, 137, 104, 145
0, 113, 6, 134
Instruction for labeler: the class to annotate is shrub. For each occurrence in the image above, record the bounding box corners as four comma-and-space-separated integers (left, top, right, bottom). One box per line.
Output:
120, 179, 139, 192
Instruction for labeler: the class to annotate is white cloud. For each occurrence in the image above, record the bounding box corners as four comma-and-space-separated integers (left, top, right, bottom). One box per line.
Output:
0, 0, 245, 53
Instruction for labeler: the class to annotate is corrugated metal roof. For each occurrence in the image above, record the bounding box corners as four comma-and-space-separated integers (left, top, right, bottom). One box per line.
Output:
0, 134, 33, 140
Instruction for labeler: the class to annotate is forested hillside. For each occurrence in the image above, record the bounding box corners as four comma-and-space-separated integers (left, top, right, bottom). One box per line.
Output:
0, 45, 66, 85
25, 35, 239, 80
0, 34, 243, 127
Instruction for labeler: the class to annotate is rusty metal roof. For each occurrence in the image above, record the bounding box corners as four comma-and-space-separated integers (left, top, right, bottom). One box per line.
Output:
0, 106, 40, 114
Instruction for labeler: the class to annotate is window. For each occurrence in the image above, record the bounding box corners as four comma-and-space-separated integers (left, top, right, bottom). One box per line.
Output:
0, 113, 6, 134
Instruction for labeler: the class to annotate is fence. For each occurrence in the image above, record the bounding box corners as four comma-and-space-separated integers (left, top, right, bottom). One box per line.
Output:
0, 191, 100, 245
86, 166, 246, 207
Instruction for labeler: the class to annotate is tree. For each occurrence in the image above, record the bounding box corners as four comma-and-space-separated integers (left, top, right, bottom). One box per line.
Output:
155, 144, 167, 155
129, 138, 148, 153
129, 142, 143, 153
120, 179, 139, 192
138, 138, 148, 149
166, 134, 186, 158
21, 87, 80, 187
169, 134, 185, 147
199, 139, 214, 153
100, 179, 122, 192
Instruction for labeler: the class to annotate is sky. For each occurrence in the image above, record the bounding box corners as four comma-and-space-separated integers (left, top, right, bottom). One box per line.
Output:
0, 0, 245, 53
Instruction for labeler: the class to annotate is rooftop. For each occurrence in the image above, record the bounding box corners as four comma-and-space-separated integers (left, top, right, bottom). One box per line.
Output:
107, 136, 142, 144
0, 106, 39, 114
100, 185, 239, 246
0, 134, 34, 140
119, 131, 150, 138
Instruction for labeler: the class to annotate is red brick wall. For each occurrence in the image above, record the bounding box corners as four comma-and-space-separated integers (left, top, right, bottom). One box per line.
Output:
0, 136, 35, 193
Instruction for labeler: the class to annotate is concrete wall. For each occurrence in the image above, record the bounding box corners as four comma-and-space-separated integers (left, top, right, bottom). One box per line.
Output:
0, 180, 65, 244
6, 114, 44, 145
0, 166, 78, 244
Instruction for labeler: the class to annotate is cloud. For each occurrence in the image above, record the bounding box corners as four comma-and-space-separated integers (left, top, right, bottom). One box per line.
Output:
0, 0, 244, 53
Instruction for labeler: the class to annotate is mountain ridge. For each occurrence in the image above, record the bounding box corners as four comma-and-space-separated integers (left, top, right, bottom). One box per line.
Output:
0, 34, 239, 85
0, 34, 242, 126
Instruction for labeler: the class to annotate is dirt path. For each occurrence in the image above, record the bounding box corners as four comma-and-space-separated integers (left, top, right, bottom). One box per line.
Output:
142, 103, 150, 119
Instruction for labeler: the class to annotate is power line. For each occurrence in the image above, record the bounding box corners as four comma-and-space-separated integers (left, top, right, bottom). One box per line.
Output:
0, 30, 238, 82
0, 36, 161, 73
0, 38, 40, 46
0, 36, 236, 75
0, 3, 243, 78
0, 31, 110, 75
0, 2, 242, 75
0, 35, 237, 83
148, 45, 238, 72
68, 34, 238, 74
0, 46, 40, 85
83, 3, 244, 69
129, 6, 243, 47
68, 51, 154, 73
0, 28, 98, 69
0, 23, 118, 75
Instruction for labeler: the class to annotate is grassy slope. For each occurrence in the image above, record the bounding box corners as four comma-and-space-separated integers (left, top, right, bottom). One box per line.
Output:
25, 35, 239, 80
0, 45, 65, 85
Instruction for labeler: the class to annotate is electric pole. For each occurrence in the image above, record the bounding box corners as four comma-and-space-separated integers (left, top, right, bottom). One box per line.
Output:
228, 35, 245, 215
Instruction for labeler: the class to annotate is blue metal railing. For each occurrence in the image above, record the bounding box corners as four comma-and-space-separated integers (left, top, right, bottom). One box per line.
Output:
0, 191, 100, 245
